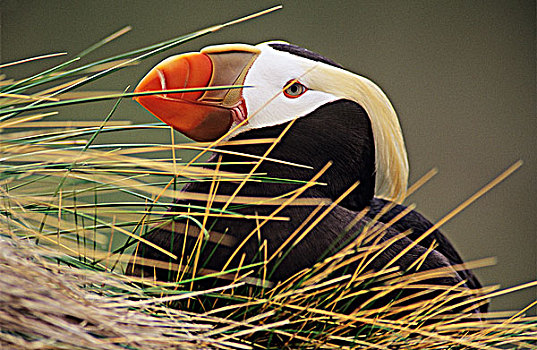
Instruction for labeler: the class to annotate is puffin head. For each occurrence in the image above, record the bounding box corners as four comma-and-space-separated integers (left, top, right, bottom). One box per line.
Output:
134, 41, 409, 202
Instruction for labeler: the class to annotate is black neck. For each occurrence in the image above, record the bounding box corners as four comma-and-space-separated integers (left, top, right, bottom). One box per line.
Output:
212, 99, 375, 210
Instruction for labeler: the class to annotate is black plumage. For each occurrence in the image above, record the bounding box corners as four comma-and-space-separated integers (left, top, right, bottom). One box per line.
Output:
129, 99, 486, 314
269, 42, 343, 68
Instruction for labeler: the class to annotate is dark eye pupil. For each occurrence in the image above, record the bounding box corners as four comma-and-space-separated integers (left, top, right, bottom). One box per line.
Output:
284, 81, 306, 97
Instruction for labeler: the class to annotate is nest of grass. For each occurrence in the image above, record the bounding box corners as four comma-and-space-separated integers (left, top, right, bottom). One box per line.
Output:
1, 6, 536, 349
0, 235, 221, 350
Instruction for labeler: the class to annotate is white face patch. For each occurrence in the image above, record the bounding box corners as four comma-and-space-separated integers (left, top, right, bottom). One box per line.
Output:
229, 42, 340, 137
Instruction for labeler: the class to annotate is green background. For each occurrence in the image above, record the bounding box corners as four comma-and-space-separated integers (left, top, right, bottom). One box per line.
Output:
1, 0, 535, 315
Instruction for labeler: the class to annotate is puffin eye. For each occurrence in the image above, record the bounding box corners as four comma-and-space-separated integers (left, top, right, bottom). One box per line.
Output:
283, 80, 307, 98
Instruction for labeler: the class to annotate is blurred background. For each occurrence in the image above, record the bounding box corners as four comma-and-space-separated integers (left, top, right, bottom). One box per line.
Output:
1, 0, 535, 314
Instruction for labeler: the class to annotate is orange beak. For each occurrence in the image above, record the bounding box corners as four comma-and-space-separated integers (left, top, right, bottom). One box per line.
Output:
134, 45, 260, 141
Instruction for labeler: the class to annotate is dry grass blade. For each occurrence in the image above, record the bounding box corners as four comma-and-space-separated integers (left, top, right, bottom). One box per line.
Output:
0, 52, 67, 69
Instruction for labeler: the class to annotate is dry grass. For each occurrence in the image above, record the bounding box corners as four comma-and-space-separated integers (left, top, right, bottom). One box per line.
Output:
0, 235, 226, 350
2, 116, 536, 349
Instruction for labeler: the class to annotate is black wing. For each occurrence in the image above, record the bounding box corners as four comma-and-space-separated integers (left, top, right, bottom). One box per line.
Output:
367, 197, 487, 312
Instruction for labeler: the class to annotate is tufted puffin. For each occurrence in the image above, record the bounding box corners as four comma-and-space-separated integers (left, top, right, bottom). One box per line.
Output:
129, 41, 487, 315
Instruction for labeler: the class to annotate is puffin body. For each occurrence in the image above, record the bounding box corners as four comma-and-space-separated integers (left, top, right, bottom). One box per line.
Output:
131, 41, 486, 314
